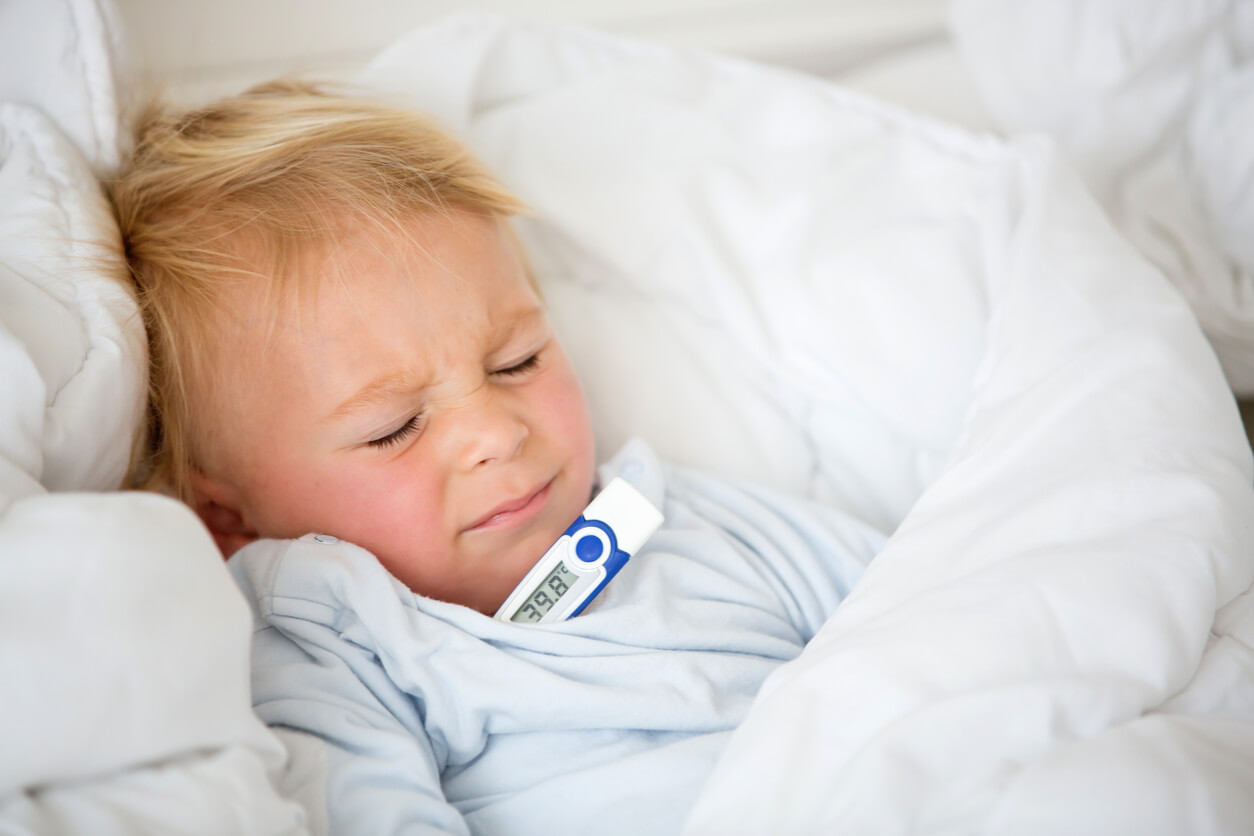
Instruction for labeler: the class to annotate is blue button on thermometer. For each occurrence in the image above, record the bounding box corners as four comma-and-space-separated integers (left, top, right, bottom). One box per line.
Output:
495, 477, 664, 624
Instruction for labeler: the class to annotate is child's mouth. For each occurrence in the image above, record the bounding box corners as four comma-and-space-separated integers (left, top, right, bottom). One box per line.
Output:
465, 479, 554, 532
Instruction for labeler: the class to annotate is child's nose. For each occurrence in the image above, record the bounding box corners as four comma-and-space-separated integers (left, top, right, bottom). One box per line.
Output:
452, 389, 529, 469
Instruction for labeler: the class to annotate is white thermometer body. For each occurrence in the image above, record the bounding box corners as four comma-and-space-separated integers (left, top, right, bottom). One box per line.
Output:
494, 478, 663, 624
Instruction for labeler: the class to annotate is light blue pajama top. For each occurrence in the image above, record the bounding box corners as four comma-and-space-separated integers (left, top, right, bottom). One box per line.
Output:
228, 440, 884, 836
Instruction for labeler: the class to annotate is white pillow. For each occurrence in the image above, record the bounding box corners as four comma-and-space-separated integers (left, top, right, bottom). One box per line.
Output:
0, 0, 131, 174
0, 103, 145, 497
0, 0, 140, 495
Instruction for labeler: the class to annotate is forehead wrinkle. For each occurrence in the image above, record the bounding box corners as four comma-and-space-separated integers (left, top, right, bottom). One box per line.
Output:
304, 224, 447, 427
488, 305, 545, 350
310, 212, 542, 426
324, 304, 543, 425
324, 305, 541, 425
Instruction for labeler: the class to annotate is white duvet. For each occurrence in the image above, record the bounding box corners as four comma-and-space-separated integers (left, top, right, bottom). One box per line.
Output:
2, 7, 1252, 835
953, 0, 1254, 396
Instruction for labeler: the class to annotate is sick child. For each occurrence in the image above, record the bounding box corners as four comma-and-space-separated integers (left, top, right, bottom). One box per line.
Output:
110, 81, 884, 836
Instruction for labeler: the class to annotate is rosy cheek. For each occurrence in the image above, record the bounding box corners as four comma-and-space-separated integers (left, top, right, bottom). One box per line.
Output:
545, 370, 595, 469
252, 448, 439, 549
338, 461, 453, 595
337, 460, 443, 538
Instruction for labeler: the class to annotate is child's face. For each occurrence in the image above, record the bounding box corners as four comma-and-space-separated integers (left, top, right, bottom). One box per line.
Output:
195, 211, 597, 615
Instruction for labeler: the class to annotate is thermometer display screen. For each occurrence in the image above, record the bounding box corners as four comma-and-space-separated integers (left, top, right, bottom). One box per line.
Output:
511, 561, 580, 623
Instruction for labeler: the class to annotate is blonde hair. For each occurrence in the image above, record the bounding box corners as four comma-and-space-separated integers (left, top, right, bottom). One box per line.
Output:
109, 80, 525, 502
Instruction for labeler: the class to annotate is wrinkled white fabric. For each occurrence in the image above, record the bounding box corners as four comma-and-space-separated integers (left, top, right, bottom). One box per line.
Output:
0, 0, 131, 173
952, 0, 1254, 394
0, 103, 142, 496
683, 143, 1254, 836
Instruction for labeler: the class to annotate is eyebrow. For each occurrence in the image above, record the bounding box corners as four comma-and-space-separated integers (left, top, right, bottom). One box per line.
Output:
327, 371, 422, 422
326, 307, 547, 422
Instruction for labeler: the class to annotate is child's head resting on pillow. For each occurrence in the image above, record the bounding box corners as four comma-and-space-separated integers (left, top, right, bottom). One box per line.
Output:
110, 81, 597, 615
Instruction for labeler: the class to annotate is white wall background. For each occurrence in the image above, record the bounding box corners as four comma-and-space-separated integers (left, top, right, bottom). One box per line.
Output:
114, 0, 948, 102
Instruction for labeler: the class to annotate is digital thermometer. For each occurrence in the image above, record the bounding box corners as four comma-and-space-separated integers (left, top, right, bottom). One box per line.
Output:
495, 478, 664, 624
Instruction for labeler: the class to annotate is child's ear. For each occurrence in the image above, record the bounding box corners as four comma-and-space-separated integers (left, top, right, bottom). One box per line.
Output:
189, 468, 259, 559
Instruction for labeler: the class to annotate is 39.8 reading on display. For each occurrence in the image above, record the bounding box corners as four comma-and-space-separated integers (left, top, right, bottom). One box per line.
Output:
511, 562, 580, 623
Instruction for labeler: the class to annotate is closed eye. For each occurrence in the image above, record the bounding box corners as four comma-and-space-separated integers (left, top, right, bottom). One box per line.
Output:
494, 353, 541, 378
367, 414, 424, 449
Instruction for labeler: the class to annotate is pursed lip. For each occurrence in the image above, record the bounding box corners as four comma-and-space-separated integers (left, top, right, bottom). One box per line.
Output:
464, 478, 554, 532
